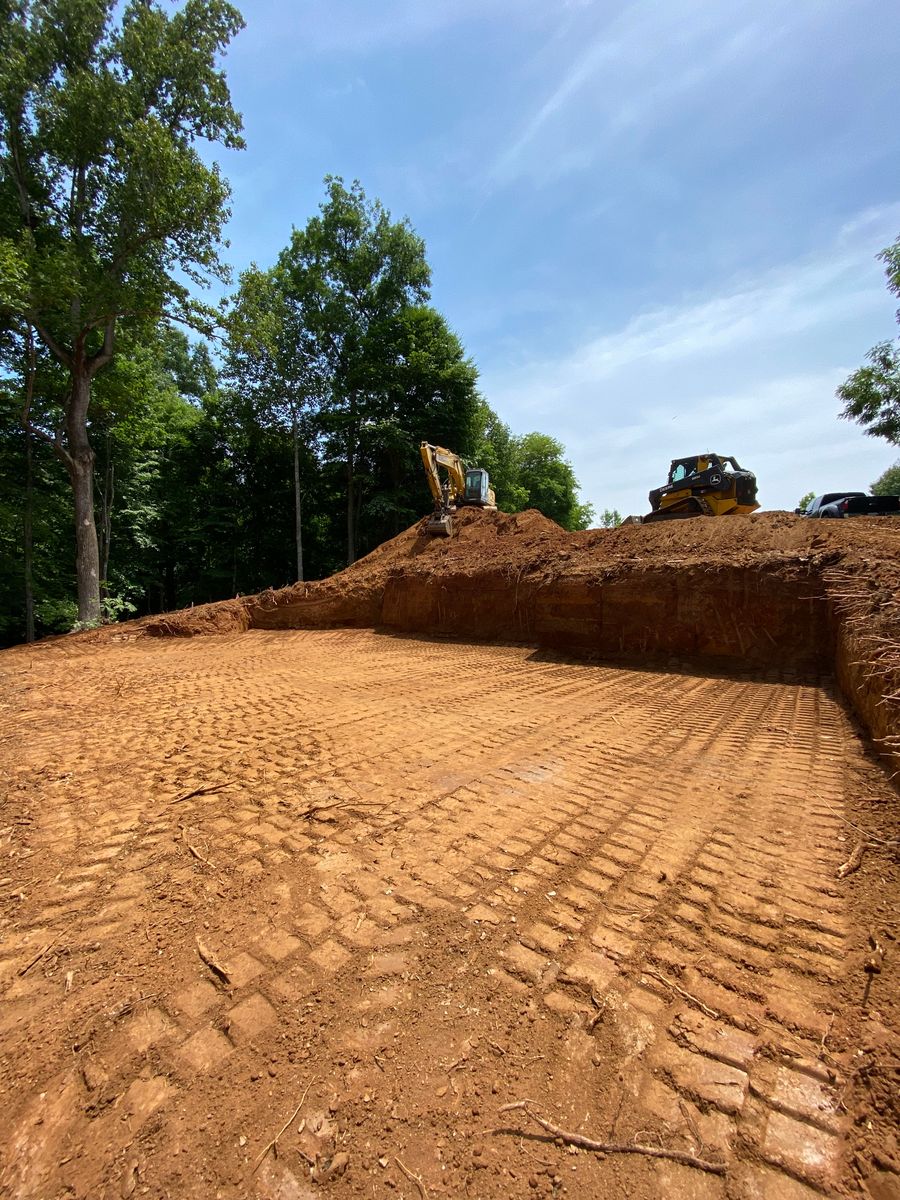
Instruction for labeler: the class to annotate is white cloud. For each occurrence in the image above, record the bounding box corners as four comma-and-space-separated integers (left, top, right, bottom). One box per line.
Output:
480, 205, 900, 518
487, 0, 834, 188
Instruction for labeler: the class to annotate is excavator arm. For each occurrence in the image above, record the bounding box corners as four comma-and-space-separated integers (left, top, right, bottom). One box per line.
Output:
420, 442, 467, 508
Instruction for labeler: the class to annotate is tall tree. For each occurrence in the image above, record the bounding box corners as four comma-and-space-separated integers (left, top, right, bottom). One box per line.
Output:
363, 304, 482, 542
511, 432, 594, 530
0, 0, 244, 622
278, 178, 430, 565
472, 403, 528, 513
838, 235, 900, 445
225, 265, 324, 582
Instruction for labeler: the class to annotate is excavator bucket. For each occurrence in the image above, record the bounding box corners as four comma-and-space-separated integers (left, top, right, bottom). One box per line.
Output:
426, 511, 453, 537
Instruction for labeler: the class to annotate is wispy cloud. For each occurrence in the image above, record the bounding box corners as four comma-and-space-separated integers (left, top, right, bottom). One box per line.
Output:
480, 205, 900, 516
487, 0, 831, 188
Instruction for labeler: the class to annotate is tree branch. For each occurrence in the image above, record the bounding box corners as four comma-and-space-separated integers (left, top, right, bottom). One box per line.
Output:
30, 317, 73, 370
496, 1101, 726, 1176
87, 319, 116, 377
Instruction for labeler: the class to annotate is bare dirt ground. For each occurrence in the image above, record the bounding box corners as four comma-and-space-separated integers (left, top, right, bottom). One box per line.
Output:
1, 625, 898, 1200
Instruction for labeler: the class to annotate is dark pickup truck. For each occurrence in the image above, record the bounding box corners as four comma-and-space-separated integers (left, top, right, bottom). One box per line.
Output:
798, 492, 900, 518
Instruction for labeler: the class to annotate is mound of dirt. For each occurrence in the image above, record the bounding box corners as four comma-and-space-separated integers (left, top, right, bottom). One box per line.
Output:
141, 508, 900, 639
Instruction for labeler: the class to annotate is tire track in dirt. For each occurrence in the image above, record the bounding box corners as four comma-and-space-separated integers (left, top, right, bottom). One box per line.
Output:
0, 630, 886, 1199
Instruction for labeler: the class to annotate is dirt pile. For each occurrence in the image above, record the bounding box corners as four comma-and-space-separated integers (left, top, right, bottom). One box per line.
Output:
143, 510, 900, 772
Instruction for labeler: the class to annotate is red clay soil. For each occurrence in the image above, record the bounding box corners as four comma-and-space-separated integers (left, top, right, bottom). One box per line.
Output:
1, 510, 898, 1200
146, 509, 900, 767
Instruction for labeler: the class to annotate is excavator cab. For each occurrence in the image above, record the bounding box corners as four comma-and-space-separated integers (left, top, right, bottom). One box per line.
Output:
464, 468, 491, 505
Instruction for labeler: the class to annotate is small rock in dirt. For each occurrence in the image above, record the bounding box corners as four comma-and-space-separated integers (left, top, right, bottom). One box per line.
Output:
120, 1159, 139, 1198
312, 1152, 350, 1183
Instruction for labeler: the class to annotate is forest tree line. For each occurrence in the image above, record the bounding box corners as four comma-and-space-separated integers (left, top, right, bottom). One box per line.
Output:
0, 2, 591, 647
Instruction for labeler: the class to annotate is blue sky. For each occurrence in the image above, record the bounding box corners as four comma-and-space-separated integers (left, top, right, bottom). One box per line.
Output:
212, 0, 900, 518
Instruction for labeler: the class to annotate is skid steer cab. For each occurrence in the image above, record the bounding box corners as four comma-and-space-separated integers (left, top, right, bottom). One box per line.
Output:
642, 453, 759, 522
420, 441, 497, 536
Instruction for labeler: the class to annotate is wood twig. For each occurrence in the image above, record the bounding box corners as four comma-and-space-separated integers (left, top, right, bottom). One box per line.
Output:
18, 933, 61, 976
395, 1157, 428, 1199
171, 781, 232, 805
196, 938, 231, 986
642, 968, 720, 1019
253, 1077, 316, 1173
187, 843, 215, 869
294, 798, 385, 820
496, 1101, 726, 1175
837, 841, 866, 879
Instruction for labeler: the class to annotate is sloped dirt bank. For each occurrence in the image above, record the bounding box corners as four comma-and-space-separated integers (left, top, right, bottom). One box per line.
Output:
144, 508, 900, 767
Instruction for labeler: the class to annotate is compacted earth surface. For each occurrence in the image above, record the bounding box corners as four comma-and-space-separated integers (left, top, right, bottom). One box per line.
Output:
1, 512, 898, 1200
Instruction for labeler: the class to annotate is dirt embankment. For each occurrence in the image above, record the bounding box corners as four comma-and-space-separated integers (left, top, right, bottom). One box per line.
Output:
143, 509, 900, 768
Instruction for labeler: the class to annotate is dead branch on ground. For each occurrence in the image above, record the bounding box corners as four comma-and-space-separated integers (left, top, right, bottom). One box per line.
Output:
18, 933, 61, 976
253, 1077, 316, 1173
186, 842, 215, 869
196, 938, 231, 986
171, 781, 233, 805
395, 1157, 428, 1199
642, 967, 719, 1019
837, 842, 867, 879
496, 1100, 726, 1175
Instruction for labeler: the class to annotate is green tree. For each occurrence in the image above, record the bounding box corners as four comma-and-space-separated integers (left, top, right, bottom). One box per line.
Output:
278, 177, 430, 564
600, 509, 622, 528
0, 0, 244, 622
368, 304, 482, 541
225, 265, 324, 581
838, 236, 900, 445
871, 462, 900, 496
512, 432, 594, 530
796, 491, 815, 513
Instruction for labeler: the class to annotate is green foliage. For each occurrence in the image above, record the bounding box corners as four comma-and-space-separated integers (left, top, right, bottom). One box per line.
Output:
476, 425, 592, 530
0, 0, 245, 620
837, 341, 900, 444
513, 432, 592, 530
600, 509, 622, 528
797, 491, 815, 513
838, 235, 900, 445
870, 461, 900, 496
0, 0, 245, 338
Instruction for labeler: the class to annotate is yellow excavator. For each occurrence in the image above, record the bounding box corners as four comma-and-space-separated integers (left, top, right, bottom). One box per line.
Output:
420, 441, 497, 536
640, 453, 759, 522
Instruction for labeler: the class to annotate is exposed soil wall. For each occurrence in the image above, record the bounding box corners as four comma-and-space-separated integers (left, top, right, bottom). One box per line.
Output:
380, 564, 830, 671
142, 508, 900, 768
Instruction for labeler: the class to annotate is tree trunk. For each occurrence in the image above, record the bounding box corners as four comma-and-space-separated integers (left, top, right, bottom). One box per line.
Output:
390, 450, 401, 536
66, 370, 102, 625
292, 412, 304, 582
346, 449, 356, 567
23, 328, 36, 643
24, 424, 35, 643
98, 432, 114, 599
